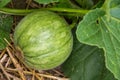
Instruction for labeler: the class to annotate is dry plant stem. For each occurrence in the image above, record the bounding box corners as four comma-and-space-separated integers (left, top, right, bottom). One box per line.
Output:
32, 70, 35, 80
6, 68, 19, 71
6, 68, 23, 78
0, 49, 6, 59
29, 69, 43, 80
37, 73, 69, 80
10, 34, 14, 43
34, 72, 43, 80
0, 62, 10, 80
0, 72, 4, 79
6, 47, 26, 80
0, 54, 8, 63
5, 58, 11, 67
24, 71, 69, 80
53, 69, 65, 77
4, 38, 15, 51
10, 0, 14, 8
26, 0, 32, 9
7, 73, 21, 80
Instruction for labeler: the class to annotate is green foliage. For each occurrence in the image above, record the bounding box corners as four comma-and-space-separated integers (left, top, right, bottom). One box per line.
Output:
54, 0, 80, 8
75, 0, 94, 9
71, 0, 104, 9
34, 0, 59, 4
0, 0, 11, 8
62, 33, 116, 80
76, 0, 120, 79
0, 13, 13, 50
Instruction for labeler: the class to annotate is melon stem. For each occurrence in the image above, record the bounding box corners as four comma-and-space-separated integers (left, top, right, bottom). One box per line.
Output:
0, 7, 89, 16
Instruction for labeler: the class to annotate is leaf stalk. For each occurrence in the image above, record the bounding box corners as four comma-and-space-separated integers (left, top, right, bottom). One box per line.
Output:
0, 7, 89, 16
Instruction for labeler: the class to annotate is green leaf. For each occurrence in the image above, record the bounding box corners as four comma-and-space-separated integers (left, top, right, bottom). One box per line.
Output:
76, 0, 120, 79
33, 0, 59, 4
55, 0, 80, 8
62, 34, 116, 80
73, 0, 104, 9
75, 0, 94, 9
0, 0, 11, 8
0, 13, 13, 50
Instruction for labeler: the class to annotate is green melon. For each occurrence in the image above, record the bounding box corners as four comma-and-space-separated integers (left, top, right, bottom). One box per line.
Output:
14, 10, 73, 70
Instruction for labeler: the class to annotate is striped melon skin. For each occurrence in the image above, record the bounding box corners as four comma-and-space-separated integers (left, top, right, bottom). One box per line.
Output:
14, 11, 73, 70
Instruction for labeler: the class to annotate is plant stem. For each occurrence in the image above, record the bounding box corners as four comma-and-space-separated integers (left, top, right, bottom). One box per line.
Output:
0, 7, 89, 16
101, 0, 110, 21
0, 8, 34, 15
70, 22, 77, 29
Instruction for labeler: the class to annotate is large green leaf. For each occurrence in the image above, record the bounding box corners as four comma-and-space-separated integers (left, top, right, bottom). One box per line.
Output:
34, 0, 59, 4
62, 33, 116, 80
76, 0, 120, 79
0, 13, 13, 50
0, 0, 11, 8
